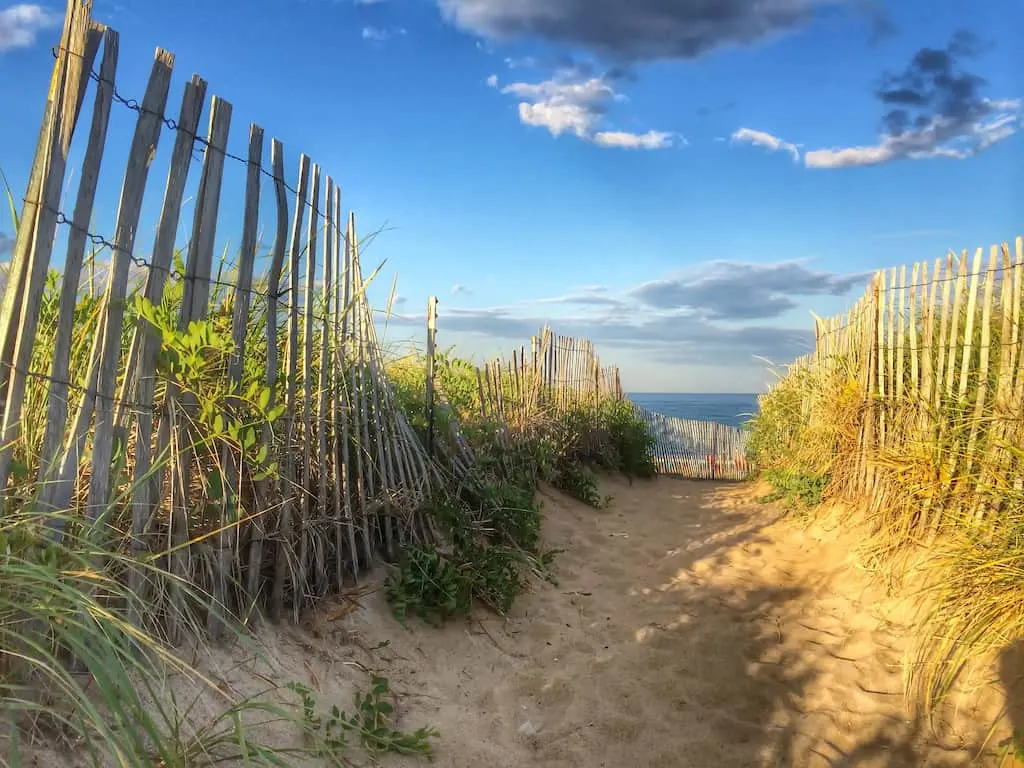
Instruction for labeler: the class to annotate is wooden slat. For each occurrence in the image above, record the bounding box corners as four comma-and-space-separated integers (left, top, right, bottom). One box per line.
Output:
86, 50, 179, 518
271, 153, 310, 622
315, 179, 334, 596
0, 7, 98, 497
896, 265, 906, 400
297, 163, 320, 609
348, 214, 373, 568
208, 121, 262, 637
247, 138, 289, 603
38, 28, 118, 520
328, 185, 350, 587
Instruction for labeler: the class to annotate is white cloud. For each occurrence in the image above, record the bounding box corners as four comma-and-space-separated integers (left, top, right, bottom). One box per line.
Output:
517, 100, 597, 138
498, 69, 675, 149
485, 73, 498, 88
0, 4, 61, 53
730, 100, 1021, 170
594, 130, 675, 149
804, 104, 1021, 168
730, 127, 800, 162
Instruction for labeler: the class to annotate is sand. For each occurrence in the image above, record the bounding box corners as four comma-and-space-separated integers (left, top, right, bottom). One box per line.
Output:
33, 476, 1013, 767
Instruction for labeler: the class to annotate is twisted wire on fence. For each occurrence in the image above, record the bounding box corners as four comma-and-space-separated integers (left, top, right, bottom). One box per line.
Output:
0, 6, 442, 635
50, 43, 342, 225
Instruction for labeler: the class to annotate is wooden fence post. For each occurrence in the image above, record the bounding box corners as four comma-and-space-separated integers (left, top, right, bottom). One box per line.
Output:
426, 296, 438, 456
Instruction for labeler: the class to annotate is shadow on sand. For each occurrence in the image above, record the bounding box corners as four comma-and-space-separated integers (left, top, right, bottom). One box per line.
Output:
592, 478, 999, 767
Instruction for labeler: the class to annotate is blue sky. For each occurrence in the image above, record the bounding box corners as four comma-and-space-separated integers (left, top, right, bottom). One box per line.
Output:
0, 0, 1021, 393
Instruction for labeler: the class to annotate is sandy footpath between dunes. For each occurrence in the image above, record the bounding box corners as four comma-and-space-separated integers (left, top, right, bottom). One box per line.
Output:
364, 478, 1003, 767
37, 477, 1011, 767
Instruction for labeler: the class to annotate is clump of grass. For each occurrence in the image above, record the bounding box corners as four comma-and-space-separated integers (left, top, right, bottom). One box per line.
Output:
552, 461, 604, 508
0, 500, 441, 766
0, 504, 267, 765
288, 676, 439, 761
906, 509, 1024, 718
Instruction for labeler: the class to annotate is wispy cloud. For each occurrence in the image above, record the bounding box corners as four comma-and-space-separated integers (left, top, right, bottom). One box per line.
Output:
504, 55, 537, 69
361, 25, 406, 41
451, 283, 471, 296
0, 4, 61, 53
593, 130, 675, 150
387, 305, 814, 368
730, 127, 800, 162
386, 258, 865, 369
628, 260, 868, 320
0, 232, 13, 257
806, 31, 1021, 168
485, 73, 498, 88
528, 292, 626, 307
497, 66, 677, 150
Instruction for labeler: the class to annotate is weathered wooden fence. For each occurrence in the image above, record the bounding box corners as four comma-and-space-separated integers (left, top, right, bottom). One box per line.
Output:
766, 237, 1024, 534
474, 326, 623, 429
633, 406, 752, 480
1, 1, 439, 633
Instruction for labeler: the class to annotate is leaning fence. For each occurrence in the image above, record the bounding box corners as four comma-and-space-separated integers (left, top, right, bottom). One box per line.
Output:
474, 326, 623, 428
438, 325, 751, 480
1, 2, 439, 634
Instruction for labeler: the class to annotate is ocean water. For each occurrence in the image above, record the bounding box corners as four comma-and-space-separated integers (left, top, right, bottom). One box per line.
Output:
627, 393, 759, 429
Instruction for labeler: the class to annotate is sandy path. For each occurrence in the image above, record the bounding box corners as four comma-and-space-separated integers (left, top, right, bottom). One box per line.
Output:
341, 477, 997, 768
79, 476, 1003, 768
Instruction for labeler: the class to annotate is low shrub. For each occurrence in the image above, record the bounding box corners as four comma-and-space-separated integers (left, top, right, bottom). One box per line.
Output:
758, 467, 830, 510
553, 461, 604, 508
385, 490, 538, 624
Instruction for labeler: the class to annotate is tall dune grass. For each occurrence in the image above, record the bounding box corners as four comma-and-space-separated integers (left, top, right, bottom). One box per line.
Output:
749, 258, 1024, 749
0, 183, 444, 763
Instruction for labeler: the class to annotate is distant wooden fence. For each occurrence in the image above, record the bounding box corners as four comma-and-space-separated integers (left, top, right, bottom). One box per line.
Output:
474, 326, 623, 429
767, 238, 1024, 535
0, 2, 439, 632
633, 406, 752, 480
453, 328, 752, 480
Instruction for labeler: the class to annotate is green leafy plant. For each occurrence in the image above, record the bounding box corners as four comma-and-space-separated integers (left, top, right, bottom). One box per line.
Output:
287, 677, 438, 761
385, 490, 535, 624
758, 467, 830, 510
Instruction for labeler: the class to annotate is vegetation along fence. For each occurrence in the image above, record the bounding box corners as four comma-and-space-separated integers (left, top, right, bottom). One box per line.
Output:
473, 327, 624, 425
2, 2, 443, 635
758, 238, 1024, 536
424, 323, 750, 481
